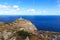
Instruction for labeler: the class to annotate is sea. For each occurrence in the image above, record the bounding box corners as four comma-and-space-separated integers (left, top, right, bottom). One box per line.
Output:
0, 15, 60, 32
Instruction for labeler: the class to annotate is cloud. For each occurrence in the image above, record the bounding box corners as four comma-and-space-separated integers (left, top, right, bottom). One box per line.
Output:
18, 9, 36, 15
0, 4, 22, 15
0, 4, 9, 10
13, 5, 20, 10
0, 4, 36, 15
37, 10, 60, 15
26, 9, 35, 13
0, 4, 60, 15
13, 5, 19, 8
39, 10, 47, 13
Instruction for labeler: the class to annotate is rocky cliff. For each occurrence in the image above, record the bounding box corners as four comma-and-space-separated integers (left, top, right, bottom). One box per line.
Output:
12, 18, 37, 33
0, 18, 37, 40
0, 18, 37, 32
0, 18, 60, 40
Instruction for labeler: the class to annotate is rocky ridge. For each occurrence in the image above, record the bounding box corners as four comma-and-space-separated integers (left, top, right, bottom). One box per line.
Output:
0, 18, 37, 32
0, 18, 37, 40
0, 18, 60, 40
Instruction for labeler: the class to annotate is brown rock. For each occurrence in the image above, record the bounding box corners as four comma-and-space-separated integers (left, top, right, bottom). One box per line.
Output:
29, 34, 41, 40
12, 18, 37, 33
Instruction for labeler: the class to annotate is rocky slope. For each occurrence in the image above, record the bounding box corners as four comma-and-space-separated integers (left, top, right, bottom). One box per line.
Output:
12, 18, 37, 33
0, 18, 37, 32
0, 18, 37, 40
0, 18, 60, 40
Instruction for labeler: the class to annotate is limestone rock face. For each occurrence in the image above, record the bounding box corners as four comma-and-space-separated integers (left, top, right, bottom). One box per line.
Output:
0, 18, 37, 40
0, 18, 37, 32
12, 18, 37, 33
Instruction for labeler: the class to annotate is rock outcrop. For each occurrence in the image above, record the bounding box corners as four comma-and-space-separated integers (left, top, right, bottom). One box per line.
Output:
0, 18, 37, 32
12, 18, 37, 33
0, 18, 37, 40
0, 18, 60, 40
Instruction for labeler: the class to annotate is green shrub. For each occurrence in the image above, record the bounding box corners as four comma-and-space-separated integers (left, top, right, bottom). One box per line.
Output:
16, 30, 30, 38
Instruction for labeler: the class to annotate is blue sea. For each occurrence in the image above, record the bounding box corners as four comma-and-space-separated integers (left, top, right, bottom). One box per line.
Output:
0, 15, 60, 32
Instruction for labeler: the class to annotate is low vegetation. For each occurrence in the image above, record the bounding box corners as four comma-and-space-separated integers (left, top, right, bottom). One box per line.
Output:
16, 30, 31, 39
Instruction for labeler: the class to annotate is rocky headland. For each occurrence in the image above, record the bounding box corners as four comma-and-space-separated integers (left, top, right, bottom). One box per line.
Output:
0, 18, 60, 40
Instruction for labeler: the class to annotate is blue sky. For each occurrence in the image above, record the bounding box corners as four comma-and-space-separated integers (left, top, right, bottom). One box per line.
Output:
0, 0, 60, 15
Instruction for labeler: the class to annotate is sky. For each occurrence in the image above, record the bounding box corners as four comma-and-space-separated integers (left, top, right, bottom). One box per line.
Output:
0, 0, 60, 15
